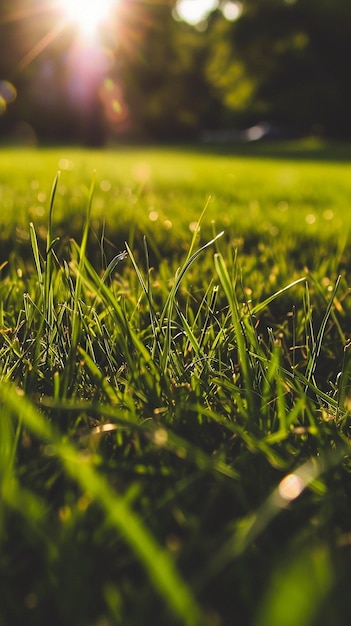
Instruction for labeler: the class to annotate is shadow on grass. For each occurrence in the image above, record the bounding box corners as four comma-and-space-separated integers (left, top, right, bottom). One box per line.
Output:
170, 139, 351, 163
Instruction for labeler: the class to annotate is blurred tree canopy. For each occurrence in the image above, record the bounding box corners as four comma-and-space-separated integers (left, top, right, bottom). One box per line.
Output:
0, 0, 351, 144
206, 0, 351, 138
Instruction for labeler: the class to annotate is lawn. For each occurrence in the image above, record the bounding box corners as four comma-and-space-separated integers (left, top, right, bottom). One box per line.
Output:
1, 141, 351, 626
2, 140, 351, 265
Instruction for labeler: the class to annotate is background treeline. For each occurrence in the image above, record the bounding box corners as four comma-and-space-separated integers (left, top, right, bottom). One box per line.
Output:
1, 0, 350, 144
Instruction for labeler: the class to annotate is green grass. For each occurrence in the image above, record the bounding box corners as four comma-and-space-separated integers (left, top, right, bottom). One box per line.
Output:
2, 141, 351, 267
2, 141, 351, 625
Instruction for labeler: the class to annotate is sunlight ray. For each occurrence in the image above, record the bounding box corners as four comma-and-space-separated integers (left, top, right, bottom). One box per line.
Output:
17, 21, 67, 72
0, 4, 54, 25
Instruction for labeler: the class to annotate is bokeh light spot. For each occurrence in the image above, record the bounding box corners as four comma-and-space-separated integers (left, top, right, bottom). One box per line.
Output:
133, 162, 151, 183
153, 428, 168, 447
112, 100, 122, 114
278, 473, 305, 501
222, 1, 242, 21
58, 158, 74, 170
0, 81, 17, 115
323, 209, 334, 221
277, 200, 289, 212
100, 78, 129, 127
176, 0, 218, 25
100, 179, 112, 192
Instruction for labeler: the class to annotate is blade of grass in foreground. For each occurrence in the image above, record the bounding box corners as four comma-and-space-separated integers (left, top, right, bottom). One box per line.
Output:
214, 252, 256, 417
197, 449, 348, 593
253, 543, 333, 626
60, 175, 96, 397
1, 383, 202, 626
304, 275, 341, 390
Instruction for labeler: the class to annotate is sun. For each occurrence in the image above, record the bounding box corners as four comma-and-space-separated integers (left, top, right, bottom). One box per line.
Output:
60, 0, 116, 38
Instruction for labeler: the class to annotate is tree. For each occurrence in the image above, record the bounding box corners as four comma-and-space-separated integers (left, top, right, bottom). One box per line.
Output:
110, 0, 216, 140
3, 0, 350, 142
205, 0, 351, 137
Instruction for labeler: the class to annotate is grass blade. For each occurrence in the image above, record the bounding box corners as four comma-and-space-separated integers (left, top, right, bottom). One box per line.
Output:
1, 382, 202, 626
214, 252, 257, 417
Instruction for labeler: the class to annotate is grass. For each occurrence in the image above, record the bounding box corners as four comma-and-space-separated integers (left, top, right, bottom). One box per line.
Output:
2, 141, 351, 625
2, 140, 351, 266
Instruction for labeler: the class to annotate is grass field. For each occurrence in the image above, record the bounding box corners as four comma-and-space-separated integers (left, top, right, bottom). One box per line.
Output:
2, 140, 351, 264
2, 141, 351, 626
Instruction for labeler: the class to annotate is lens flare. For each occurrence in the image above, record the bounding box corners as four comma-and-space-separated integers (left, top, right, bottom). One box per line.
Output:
0, 81, 17, 115
60, 0, 115, 37
100, 78, 129, 128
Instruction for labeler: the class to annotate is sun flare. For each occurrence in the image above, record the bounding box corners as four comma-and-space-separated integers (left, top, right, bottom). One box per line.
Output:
60, 0, 115, 37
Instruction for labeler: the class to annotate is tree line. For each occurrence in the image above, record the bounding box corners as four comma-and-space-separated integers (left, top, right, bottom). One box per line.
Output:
1, 0, 350, 144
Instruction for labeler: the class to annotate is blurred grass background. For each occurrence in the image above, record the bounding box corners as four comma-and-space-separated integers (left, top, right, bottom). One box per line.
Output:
2, 141, 351, 269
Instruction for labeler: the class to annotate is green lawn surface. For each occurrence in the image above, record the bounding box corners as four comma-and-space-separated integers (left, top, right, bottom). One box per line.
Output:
1, 140, 351, 255
1, 141, 351, 626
